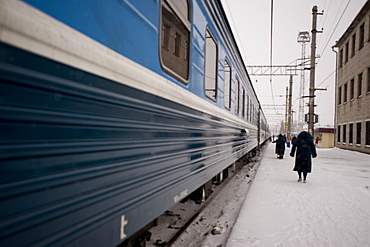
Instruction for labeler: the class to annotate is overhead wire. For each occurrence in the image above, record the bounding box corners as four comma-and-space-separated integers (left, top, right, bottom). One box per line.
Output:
269, 0, 278, 115
223, 0, 250, 65
317, 0, 351, 65
317, 0, 332, 48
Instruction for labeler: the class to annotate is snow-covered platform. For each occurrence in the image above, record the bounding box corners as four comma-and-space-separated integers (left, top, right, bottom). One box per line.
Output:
226, 143, 370, 247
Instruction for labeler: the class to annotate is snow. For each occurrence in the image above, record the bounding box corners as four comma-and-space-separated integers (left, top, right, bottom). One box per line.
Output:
169, 149, 263, 247
226, 143, 370, 247
148, 143, 370, 247
143, 159, 257, 247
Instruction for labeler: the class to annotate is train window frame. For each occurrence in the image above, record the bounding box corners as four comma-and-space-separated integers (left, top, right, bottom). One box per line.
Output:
224, 60, 231, 110
235, 76, 239, 115
241, 88, 245, 119
246, 95, 249, 121
204, 28, 218, 101
159, 0, 191, 84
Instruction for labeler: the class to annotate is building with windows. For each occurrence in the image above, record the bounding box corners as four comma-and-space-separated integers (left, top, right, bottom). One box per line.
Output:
334, 0, 370, 154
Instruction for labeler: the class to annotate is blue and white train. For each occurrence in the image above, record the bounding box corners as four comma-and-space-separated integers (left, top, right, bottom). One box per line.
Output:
0, 0, 270, 246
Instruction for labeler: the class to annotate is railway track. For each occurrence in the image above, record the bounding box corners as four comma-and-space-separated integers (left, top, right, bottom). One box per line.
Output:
146, 144, 268, 247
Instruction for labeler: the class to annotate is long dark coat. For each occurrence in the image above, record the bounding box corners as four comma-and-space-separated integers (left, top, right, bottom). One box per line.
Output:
275, 134, 285, 155
290, 131, 317, 173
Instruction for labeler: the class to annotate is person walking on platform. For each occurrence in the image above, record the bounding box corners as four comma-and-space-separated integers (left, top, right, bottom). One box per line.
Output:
290, 131, 317, 183
275, 134, 286, 159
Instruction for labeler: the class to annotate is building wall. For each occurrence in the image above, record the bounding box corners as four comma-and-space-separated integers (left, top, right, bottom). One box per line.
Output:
314, 130, 335, 148
320, 133, 335, 148
336, 4, 370, 154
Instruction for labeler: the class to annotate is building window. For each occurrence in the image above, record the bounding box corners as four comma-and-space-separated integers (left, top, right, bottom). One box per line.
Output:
343, 124, 347, 143
350, 78, 355, 100
345, 42, 349, 63
160, 0, 191, 82
367, 67, 370, 94
349, 123, 353, 144
204, 29, 218, 101
224, 60, 231, 109
337, 125, 341, 143
359, 23, 365, 50
338, 86, 342, 105
357, 122, 362, 145
339, 49, 343, 67
366, 121, 370, 146
352, 33, 356, 57
358, 73, 363, 97
344, 83, 348, 103
369, 15, 370, 42
235, 77, 239, 115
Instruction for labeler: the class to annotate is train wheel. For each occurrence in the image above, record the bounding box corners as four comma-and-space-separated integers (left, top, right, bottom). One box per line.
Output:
214, 172, 223, 185
199, 185, 206, 204
191, 185, 206, 204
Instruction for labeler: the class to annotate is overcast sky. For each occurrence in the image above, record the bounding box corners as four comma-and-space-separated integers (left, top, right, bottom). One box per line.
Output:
221, 0, 368, 132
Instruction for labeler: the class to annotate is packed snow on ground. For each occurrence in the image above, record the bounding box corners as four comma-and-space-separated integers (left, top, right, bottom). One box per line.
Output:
226, 143, 370, 247
150, 143, 370, 247
170, 147, 266, 247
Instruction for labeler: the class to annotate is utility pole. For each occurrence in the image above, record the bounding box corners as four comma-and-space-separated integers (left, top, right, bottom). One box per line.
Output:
285, 86, 288, 136
288, 75, 293, 139
308, 6, 323, 136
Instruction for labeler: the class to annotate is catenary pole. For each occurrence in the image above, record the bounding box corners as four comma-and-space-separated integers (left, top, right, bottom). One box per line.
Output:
288, 75, 293, 139
308, 6, 323, 136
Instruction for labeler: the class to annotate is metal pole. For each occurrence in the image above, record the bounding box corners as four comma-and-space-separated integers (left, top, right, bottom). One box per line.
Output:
297, 31, 310, 130
288, 75, 293, 139
332, 45, 338, 147
257, 107, 261, 150
308, 6, 322, 136
285, 86, 288, 136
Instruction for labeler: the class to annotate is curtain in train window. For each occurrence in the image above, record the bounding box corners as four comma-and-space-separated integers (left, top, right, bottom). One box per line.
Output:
205, 29, 218, 101
224, 60, 231, 109
161, 0, 190, 82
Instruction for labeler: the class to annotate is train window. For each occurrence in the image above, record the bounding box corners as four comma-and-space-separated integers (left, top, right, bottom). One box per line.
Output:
253, 106, 256, 124
160, 0, 191, 83
254, 106, 256, 124
235, 77, 239, 115
205, 29, 218, 101
246, 95, 249, 121
250, 99, 253, 122
252, 105, 254, 123
224, 60, 231, 109
242, 88, 245, 118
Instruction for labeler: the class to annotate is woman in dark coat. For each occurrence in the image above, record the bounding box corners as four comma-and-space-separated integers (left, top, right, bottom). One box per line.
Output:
290, 131, 317, 183
275, 134, 286, 159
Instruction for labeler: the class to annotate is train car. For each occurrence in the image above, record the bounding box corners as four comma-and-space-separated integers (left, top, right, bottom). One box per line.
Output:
0, 0, 270, 246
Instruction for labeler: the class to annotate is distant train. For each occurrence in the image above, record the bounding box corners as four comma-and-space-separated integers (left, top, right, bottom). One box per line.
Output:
0, 0, 270, 246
